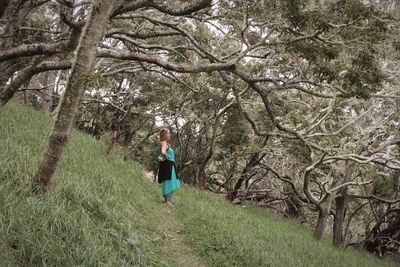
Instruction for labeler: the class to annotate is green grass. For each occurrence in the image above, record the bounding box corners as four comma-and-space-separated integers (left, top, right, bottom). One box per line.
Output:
0, 102, 396, 267
0, 102, 174, 266
173, 187, 396, 267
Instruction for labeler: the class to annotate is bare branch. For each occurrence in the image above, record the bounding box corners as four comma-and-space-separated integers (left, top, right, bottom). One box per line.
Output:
112, 0, 212, 17
348, 194, 400, 204
0, 41, 69, 62
261, 164, 309, 203
327, 179, 373, 194
106, 28, 181, 39
97, 49, 235, 73
303, 153, 327, 208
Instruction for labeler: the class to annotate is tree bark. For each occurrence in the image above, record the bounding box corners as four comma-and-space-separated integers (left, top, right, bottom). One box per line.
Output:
105, 130, 120, 156
0, 59, 39, 106
333, 187, 348, 247
194, 117, 221, 189
0, 1, 49, 86
333, 163, 354, 247
0, 0, 29, 86
0, 60, 71, 106
33, 0, 120, 193
227, 143, 266, 201
40, 3, 72, 115
314, 192, 336, 240
41, 71, 57, 114
195, 163, 207, 189
314, 208, 329, 240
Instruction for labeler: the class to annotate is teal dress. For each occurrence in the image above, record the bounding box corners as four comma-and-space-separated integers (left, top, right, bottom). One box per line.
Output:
160, 147, 180, 197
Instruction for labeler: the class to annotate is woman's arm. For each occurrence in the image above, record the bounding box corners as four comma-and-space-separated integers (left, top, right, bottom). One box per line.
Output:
160, 141, 168, 160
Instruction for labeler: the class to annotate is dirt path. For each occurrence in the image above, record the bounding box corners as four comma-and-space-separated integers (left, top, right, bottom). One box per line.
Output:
157, 202, 207, 267
146, 169, 206, 266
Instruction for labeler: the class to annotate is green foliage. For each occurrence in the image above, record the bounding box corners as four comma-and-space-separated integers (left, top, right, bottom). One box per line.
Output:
284, 139, 312, 165
288, 41, 340, 62
285, 0, 309, 29
80, 71, 109, 89
343, 49, 384, 98
372, 171, 399, 198
284, 0, 388, 96
219, 104, 250, 153
339, 0, 373, 21
132, 137, 161, 175
15, 5, 53, 45
313, 62, 339, 83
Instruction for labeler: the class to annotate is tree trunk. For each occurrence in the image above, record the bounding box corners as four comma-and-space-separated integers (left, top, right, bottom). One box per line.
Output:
227, 166, 250, 201
227, 151, 265, 201
41, 71, 57, 114
195, 164, 207, 189
124, 128, 158, 160
314, 208, 329, 240
333, 187, 348, 247
333, 163, 354, 247
105, 130, 120, 156
314, 193, 336, 240
33, 0, 119, 193
195, 142, 214, 189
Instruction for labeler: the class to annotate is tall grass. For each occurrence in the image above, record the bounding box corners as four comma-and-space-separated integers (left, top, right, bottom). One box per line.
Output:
0, 102, 395, 267
0, 102, 174, 266
173, 187, 395, 267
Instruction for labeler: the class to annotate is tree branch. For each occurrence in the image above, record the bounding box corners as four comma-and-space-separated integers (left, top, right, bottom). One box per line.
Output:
112, 0, 212, 17
98, 49, 235, 73
0, 41, 69, 62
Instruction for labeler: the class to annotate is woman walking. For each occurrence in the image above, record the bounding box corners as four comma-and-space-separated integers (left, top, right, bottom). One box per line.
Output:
157, 128, 180, 205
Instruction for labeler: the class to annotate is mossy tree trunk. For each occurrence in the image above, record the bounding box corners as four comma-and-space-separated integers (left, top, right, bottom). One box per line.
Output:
34, 0, 120, 193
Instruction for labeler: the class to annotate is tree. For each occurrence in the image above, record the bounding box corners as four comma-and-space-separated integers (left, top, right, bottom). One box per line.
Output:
1, 0, 399, 254
33, 0, 120, 192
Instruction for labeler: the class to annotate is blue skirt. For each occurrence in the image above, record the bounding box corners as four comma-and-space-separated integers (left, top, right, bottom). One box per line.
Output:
161, 165, 180, 197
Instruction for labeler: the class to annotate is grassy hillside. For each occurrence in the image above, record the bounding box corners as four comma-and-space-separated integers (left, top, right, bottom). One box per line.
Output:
0, 102, 395, 267
174, 188, 395, 267
0, 102, 175, 266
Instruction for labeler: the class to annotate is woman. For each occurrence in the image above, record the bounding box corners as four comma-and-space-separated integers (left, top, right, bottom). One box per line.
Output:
157, 128, 180, 205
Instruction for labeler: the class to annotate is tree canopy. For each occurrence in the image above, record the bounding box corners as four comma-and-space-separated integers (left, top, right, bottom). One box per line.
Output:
1, 0, 399, 258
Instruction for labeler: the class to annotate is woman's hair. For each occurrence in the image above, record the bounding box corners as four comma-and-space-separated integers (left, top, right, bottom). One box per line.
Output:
159, 128, 169, 141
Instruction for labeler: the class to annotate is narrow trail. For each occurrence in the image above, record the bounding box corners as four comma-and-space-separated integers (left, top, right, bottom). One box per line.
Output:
145, 171, 207, 267
158, 204, 207, 267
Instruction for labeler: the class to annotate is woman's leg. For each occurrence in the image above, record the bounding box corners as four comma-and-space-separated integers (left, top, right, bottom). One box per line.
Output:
163, 193, 171, 203
167, 193, 174, 205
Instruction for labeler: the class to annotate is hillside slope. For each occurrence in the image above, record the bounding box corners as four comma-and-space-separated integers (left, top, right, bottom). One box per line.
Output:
0, 102, 394, 267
